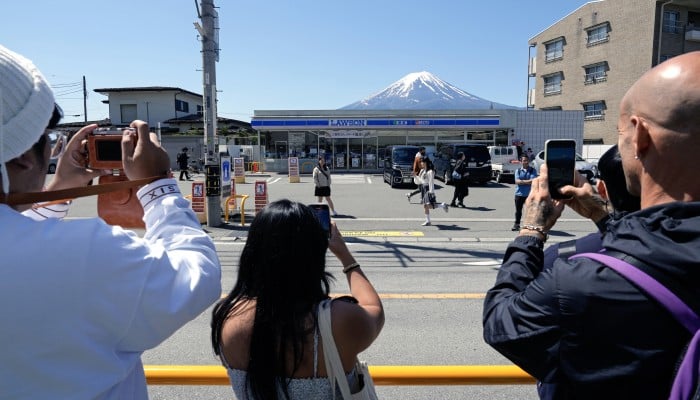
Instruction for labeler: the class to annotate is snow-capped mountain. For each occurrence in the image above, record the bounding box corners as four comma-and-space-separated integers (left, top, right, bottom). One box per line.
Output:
340, 71, 518, 110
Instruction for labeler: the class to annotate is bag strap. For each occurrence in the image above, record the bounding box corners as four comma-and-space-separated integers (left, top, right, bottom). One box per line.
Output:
318, 298, 354, 400
570, 253, 700, 332
0, 176, 164, 206
572, 252, 700, 400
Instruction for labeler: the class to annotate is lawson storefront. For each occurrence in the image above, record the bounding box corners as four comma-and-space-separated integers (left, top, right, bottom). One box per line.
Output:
251, 109, 583, 173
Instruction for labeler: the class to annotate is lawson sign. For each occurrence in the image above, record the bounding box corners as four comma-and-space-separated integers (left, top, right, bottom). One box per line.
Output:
251, 118, 500, 129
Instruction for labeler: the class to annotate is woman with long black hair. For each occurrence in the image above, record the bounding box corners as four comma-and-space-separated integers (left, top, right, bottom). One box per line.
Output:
211, 200, 384, 400
312, 156, 338, 216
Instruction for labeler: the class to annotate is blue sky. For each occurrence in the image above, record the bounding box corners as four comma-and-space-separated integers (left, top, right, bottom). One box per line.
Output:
2, 0, 586, 123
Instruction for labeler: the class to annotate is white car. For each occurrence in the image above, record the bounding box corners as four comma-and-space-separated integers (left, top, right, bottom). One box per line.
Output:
531, 150, 598, 183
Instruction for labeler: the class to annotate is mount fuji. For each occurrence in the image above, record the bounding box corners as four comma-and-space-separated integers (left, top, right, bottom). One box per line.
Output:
340, 71, 518, 110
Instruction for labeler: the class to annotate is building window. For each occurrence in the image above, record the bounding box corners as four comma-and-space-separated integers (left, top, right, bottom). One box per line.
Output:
660, 54, 675, 62
583, 101, 605, 120
545, 39, 564, 62
663, 11, 681, 33
175, 99, 189, 113
586, 24, 610, 46
584, 63, 608, 84
196, 105, 203, 114
541, 106, 563, 110
120, 104, 137, 123
543, 73, 562, 96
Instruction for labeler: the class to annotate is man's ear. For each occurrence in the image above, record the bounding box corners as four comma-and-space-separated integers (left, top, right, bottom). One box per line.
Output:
597, 179, 609, 201
630, 115, 651, 157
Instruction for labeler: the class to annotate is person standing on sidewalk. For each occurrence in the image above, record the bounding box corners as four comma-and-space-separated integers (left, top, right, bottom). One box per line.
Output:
450, 151, 469, 208
313, 156, 338, 216
177, 146, 192, 181
417, 157, 448, 226
406, 146, 426, 202
512, 154, 537, 231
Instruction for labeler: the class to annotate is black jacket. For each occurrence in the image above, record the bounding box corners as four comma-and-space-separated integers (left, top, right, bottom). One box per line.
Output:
483, 202, 700, 399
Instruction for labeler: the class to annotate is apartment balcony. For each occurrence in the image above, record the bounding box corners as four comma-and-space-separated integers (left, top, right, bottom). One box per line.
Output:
687, 28, 700, 42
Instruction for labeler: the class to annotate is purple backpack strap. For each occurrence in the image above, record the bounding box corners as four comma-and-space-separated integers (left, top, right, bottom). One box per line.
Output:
571, 252, 700, 400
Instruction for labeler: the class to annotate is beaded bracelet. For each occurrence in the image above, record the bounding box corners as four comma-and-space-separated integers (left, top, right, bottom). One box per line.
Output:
342, 262, 361, 273
521, 225, 549, 242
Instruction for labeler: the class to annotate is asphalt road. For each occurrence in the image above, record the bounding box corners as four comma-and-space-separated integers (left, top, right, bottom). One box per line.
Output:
59, 172, 598, 399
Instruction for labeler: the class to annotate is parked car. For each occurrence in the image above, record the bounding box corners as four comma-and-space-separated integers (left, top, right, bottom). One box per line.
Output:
531, 150, 598, 183
434, 144, 491, 185
382, 145, 420, 188
488, 145, 520, 183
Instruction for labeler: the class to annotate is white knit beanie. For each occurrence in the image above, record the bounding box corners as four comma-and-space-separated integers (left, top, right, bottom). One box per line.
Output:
0, 45, 55, 194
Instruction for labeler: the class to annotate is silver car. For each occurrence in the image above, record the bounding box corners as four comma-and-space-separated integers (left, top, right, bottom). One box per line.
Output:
531, 150, 598, 183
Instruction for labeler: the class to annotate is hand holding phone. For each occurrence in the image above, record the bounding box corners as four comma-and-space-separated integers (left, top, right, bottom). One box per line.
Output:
309, 203, 331, 237
544, 139, 576, 199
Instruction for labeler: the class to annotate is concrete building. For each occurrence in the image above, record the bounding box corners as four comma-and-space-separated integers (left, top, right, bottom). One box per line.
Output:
527, 0, 700, 144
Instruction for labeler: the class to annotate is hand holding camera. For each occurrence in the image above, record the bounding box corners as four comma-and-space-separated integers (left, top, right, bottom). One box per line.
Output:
120, 120, 170, 181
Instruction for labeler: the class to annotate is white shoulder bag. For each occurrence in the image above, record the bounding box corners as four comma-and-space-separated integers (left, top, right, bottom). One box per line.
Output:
317, 299, 379, 400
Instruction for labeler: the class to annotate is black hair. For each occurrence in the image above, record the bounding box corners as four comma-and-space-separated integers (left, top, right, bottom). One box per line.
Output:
317, 156, 328, 171
421, 156, 434, 171
597, 145, 641, 217
211, 199, 333, 400
456, 151, 465, 159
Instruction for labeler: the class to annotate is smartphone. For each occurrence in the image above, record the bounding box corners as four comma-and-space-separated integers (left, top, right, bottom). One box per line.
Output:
309, 203, 331, 237
544, 139, 576, 199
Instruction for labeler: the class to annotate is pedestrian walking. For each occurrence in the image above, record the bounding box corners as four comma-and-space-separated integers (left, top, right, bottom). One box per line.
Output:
313, 156, 338, 216
406, 146, 426, 202
449, 151, 469, 207
417, 157, 448, 226
177, 147, 192, 181
512, 154, 537, 231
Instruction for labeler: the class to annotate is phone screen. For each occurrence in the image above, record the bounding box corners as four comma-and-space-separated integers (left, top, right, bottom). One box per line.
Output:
545, 140, 576, 199
309, 204, 331, 237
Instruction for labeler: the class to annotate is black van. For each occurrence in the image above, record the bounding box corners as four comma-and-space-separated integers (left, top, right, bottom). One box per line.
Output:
434, 144, 492, 185
382, 145, 420, 188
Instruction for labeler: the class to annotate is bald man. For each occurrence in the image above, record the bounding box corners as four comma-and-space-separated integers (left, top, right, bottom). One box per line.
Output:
483, 51, 700, 399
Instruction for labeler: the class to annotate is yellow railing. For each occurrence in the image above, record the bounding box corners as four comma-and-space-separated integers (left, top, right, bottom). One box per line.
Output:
223, 194, 250, 225
144, 365, 535, 386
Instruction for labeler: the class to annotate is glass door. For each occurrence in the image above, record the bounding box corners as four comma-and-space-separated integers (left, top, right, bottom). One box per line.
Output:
333, 139, 347, 170
349, 138, 362, 170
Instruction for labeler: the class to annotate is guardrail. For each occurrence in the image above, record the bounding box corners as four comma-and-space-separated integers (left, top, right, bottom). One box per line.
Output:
223, 194, 250, 225
144, 365, 535, 386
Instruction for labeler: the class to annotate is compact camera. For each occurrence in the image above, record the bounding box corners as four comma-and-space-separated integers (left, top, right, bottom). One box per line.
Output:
88, 127, 144, 228
88, 127, 133, 169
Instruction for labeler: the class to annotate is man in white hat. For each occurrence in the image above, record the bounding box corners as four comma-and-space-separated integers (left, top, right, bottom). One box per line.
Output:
0, 45, 221, 399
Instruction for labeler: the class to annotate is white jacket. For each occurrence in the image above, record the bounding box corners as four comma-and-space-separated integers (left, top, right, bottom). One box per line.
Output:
0, 178, 221, 399
418, 169, 435, 193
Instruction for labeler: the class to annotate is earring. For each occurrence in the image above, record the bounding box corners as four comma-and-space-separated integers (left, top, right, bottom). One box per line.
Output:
634, 155, 640, 160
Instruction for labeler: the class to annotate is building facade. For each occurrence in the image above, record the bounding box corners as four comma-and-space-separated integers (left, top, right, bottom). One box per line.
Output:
251, 109, 584, 173
528, 0, 700, 144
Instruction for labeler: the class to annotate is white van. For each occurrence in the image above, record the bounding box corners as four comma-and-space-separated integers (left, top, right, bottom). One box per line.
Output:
488, 145, 521, 183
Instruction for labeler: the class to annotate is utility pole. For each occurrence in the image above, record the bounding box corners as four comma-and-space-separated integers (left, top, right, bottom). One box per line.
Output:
195, 0, 222, 226
82, 75, 87, 122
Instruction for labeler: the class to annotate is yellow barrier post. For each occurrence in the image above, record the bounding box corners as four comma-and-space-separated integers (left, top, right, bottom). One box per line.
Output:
223, 194, 249, 226
144, 365, 536, 386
